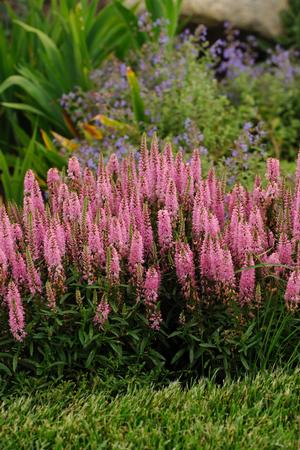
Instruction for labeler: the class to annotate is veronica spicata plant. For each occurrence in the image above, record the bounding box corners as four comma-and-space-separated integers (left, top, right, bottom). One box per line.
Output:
0, 135, 299, 378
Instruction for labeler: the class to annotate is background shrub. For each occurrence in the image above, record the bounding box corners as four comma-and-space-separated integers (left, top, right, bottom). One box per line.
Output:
57, 23, 300, 174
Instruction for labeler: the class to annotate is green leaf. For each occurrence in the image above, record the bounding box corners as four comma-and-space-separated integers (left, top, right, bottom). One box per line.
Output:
171, 348, 185, 364
199, 343, 216, 349
79, 329, 86, 346
85, 349, 96, 368
145, 0, 164, 21
0, 151, 12, 200
0, 75, 58, 121
113, 1, 144, 49
12, 353, 18, 372
240, 355, 250, 370
109, 341, 122, 357
14, 20, 64, 69
126, 67, 146, 127
139, 337, 148, 355
0, 362, 12, 376
1, 102, 47, 117
189, 347, 194, 365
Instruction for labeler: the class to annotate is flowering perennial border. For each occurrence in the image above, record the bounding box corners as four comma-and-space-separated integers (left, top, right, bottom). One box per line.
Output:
1, 136, 299, 341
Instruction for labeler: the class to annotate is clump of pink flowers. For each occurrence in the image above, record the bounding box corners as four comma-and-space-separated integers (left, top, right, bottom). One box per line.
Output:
0, 136, 299, 341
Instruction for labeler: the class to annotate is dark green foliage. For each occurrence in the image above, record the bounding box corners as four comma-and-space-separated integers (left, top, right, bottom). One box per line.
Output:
1, 280, 299, 381
280, 0, 300, 49
166, 295, 300, 381
0, 280, 164, 379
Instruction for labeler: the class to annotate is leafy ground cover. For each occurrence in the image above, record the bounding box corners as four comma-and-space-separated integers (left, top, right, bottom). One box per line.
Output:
0, 369, 299, 449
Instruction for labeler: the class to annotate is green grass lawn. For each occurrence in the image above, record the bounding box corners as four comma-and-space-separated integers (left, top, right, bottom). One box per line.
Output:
0, 370, 299, 450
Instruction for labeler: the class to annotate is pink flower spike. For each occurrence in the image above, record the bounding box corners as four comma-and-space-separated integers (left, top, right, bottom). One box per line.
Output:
192, 201, 202, 239
278, 234, 293, 267
0, 248, 8, 289
12, 223, 23, 241
11, 253, 27, 284
190, 148, 202, 186
158, 209, 172, 251
47, 168, 60, 189
175, 242, 196, 289
6, 282, 26, 341
200, 236, 213, 280
239, 255, 255, 305
129, 230, 144, 271
265, 252, 282, 276
26, 250, 42, 295
205, 213, 220, 238
149, 310, 162, 330
107, 153, 119, 177
266, 158, 280, 182
139, 133, 149, 175
293, 216, 300, 244
285, 271, 300, 307
44, 229, 61, 269
222, 248, 235, 286
142, 204, 154, 254
68, 156, 81, 180
94, 298, 111, 329
144, 267, 160, 306
24, 170, 35, 195
165, 179, 178, 218
46, 281, 56, 310
108, 246, 121, 284
0, 210, 15, 261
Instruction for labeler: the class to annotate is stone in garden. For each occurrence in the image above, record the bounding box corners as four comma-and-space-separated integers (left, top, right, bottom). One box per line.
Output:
123, 0, 288, 38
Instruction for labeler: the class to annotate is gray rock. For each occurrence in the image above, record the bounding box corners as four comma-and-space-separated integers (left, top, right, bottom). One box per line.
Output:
123, 0, 288, 37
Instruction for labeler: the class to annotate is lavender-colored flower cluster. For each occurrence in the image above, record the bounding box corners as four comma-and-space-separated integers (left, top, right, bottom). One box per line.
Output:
210, 23, 257, 79
211, 22, 300, 83
60, 87, 93, 123
1, 137, 299, 341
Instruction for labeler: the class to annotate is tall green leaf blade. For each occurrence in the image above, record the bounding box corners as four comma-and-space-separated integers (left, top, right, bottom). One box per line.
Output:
113, 1, 145, 49
0, 151, 12, 200
1, 102, 48, 117
145, 0, 164, 21
0, 75, 54, 116
127, 68, 146, 128
14, 20, 64, 69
